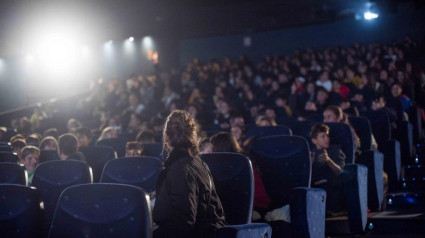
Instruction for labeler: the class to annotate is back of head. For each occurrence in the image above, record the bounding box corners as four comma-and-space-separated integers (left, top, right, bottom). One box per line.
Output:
210, 132, 242, 153
76, 127, 92, 140
163, 110, 199, 157
58, 133, 78, 156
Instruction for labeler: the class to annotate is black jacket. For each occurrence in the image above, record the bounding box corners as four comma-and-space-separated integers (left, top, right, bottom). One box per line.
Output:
153, 148, 226, 238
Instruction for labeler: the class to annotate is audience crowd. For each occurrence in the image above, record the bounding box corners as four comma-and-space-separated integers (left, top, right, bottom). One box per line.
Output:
1, 36, 424, 224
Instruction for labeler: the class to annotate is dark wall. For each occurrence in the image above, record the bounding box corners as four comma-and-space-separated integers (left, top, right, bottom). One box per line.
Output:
179, 7, 425, 65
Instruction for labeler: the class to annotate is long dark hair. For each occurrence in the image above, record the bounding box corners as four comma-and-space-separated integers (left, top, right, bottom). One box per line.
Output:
210, 132, 243, 153
163, 110, 199, 157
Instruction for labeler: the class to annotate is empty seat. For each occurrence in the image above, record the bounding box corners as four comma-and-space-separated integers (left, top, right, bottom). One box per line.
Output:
31, 160, 93, 233
48, 183, 151, 238
80, 146, 116, 183
216, 223, 272, 238
0, 151, 18, 163
245, 125, 292, 138
96, 138, 127, 157
39, 150, 60, 163
0, 163, 28, 185
100, 156, 162, 193
201, 152, 254, 225
0, 184, 43, 238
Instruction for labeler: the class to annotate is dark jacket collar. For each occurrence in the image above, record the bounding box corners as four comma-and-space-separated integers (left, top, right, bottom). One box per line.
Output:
164, 148, 192, 168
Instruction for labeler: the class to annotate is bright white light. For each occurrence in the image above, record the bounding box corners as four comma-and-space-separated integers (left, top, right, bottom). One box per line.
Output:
128, 37, 134, 42
143, 37, 153, 49
25, 53, 35, 61
364, 11, 379, 20
39, 34, 76, 72
81, 45, 90, 57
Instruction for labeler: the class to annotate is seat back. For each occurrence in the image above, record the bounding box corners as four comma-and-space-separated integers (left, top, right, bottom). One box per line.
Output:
201, 153, 254, 225
280, 120, 316, 148
251, 135, 311, 209
49, 184, 151, 238
325, 122, 355, 164
246, 125, 292, 138
0, 163, 28, 185
0, 145, 12, 152
0, 184, 43, 238
141, 143, 165, 160
100, 157, 162, 193
361, 109, 391, 148
31, 160, 93, 231
349, 117, 372, 152
80, 146, 116, 183
0, 151, 18, 163
96, 138, 127, 157
39, 150, 61, 163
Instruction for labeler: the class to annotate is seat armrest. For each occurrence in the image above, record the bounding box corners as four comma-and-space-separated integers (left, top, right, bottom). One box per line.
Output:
290, 187, 326, 238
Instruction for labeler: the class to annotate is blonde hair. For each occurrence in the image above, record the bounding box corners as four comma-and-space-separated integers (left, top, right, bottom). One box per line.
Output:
21, 146, 40, 160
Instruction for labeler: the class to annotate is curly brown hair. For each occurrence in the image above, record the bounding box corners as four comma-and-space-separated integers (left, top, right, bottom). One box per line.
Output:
163, 110, 199, 157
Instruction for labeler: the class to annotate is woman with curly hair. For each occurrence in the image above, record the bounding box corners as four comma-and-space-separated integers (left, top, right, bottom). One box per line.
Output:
153, 110, 226, 238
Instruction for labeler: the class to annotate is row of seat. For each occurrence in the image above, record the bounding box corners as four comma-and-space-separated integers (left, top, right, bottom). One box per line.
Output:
1, 134, 369, 237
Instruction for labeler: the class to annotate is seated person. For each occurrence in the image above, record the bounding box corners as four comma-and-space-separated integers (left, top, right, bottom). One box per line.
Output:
10, 135, 26, 159
39, 136, 58, 151
310, 124, 345, 213
26, 133, 41, 147
97, 127, 118, 142
125, 141, 143, 157
75, 127, 93, 149
20, 146, 40, 184
58, 133, 86, 162
136, 130, 156, 144
199, 137, 212, 154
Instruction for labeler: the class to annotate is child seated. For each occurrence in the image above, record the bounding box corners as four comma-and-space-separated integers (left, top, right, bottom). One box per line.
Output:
310, 123, 346, 213
20, 146, 40, 185
125, 141, 143, 157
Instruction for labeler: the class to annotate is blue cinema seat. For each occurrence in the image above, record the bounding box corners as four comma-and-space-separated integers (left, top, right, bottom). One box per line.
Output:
325, 122, 355, 164
141, 143, 166, 160
100, 156, 162, 193
0, 163, 28, 185
350, 116, 384, 211
48, 184, 151, 238
80, 145, 116, 183
0, 151, 18, 163
96, 138, 127, 157
245, 125, 292, 138
216, 223, 272, 238
31, 160, 93, 233
39, 150, 61, 163
0, 144, 12, 152
201, 152, 254, 225
349, 117, 372, 152
279, 120, 317, 148
251, 135, 326, 238
0, 184, 43, 238
362, 110, 401, 192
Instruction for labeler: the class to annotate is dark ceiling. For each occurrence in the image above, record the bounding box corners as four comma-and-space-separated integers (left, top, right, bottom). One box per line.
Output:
0, 0, 419, 57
